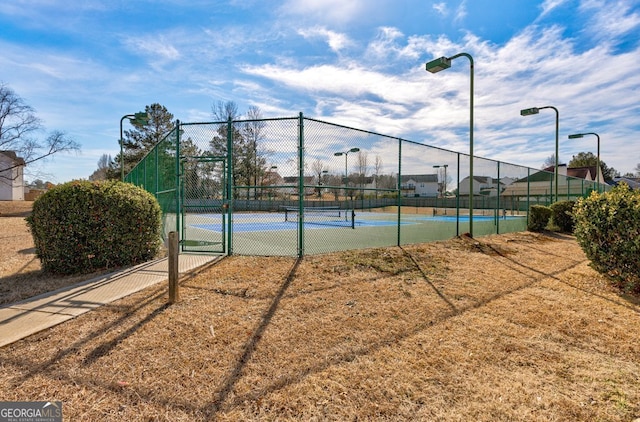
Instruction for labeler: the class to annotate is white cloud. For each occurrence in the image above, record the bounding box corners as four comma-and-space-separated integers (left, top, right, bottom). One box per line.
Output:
123, 35, 181, 65
454, 0, 467, 23
539, 0, 568, 17
365, 27, 406, 61
240, 4, 640, 173
298, 27, 353, 53
280, 0, 365, 24
432, 2, 448, 16
580, 0, 640, 40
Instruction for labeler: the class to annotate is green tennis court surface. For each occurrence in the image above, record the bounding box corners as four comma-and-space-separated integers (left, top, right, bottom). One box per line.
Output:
181, 210, 527, 256
189, 211, 523, 233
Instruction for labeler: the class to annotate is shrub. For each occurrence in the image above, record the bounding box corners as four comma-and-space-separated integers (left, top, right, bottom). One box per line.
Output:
26, 180, 162, 275
573, 184, 640, 293
528, 205, 552, 232
549, 200, 576, 233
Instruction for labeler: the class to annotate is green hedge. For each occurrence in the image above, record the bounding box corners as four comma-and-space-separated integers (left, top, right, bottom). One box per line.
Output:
26, 180, 162, 275
528, 205, 552, 232
550, 200, 576, 233
573, 184, 640, 293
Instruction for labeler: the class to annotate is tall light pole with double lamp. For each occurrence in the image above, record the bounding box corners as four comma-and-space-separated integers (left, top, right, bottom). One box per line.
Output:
520, 106, 559, 202
433, 164, 449, 196
426, 53, 474, 236
334, 147, 360, 193
120, 112, 150, 181
568, 132, 600, 193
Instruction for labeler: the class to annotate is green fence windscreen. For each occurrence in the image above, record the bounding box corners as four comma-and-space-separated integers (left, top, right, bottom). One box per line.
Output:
125, 115, 609, 256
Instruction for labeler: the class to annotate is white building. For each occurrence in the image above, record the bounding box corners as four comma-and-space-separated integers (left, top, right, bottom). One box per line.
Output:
458, 176, 511, 196
0, 151, 26, 201
400, 174, 439, 197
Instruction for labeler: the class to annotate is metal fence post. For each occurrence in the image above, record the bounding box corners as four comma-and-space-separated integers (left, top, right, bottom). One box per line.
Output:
396, 138, 402, 246
226, 117, 234, 255
298, 112, 305, 257
456, 153, 460, 236
175, 120, 181, 239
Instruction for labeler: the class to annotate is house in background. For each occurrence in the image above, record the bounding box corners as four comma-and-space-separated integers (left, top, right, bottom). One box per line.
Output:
613, 177, 640, 190
501, 164, 606, 199
0, 150, 26, 201
399, 174, 439, 197
458, 176, 512, 197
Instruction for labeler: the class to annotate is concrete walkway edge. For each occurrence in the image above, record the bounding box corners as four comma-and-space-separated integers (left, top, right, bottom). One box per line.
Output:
0, 254, 220, 348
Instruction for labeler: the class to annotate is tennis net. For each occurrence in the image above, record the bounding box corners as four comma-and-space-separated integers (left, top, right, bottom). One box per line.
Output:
282, 206, 355, 229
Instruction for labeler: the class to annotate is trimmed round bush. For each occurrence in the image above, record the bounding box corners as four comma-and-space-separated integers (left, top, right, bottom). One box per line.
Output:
574, 184, 640, 293
26, 180, 162, 275
527, 205, 552, 232
549, 200, 576, 233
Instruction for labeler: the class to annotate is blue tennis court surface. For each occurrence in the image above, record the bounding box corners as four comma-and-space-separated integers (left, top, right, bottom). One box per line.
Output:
191, 218, 410, 233
188, 212, 524, 233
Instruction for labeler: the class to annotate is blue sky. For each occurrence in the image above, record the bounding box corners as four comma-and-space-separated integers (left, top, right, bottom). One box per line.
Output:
1, 0, 639, 183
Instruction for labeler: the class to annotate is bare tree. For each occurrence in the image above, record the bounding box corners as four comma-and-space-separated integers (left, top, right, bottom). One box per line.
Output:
0, 83, 79, 180
373, 155, 383, 198
243, 106, 268, 198
542, 154, 556, 169
89, 154, 112, 181
310, 159, 327, 197
355, 150, 369, 197
210, 101, 247, 198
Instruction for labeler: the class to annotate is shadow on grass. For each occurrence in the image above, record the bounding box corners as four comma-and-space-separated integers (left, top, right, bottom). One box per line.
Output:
12, 287, 168, 385
207, 243, 590, 415
205, 257, 302, 416
503, 235, 640, 314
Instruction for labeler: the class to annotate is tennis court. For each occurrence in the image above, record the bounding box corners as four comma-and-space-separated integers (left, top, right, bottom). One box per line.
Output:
125, 115, 601, 257
181, 208, 527, 255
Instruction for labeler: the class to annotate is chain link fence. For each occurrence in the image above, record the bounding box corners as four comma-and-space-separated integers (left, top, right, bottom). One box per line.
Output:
126, 114, 605, 256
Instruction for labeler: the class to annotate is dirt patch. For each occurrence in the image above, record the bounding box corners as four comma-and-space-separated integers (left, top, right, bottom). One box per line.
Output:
1, 223, 638, 421
0, 200, 34, 217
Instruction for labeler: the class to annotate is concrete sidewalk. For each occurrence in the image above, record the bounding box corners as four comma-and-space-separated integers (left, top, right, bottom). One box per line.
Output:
0, 254, 220, 348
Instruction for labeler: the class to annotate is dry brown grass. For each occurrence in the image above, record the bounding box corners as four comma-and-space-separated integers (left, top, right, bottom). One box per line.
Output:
1, 200, 639, 421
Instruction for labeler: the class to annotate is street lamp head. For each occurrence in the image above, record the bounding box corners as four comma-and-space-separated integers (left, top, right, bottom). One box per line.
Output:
349, 147, 360, 153
334, 152, 344, 157
520, 107, 540, 116
568, 134, 584, 139
425, 56, 452, 73
131, 112, 150, 126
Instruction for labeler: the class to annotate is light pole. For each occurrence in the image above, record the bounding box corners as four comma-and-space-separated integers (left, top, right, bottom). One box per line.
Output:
334, 147, 360, 188
433, 164, 449, 196
568, 132, 600, 193
520, 106, 559, 202
426, 53, 474, 236
119, 112, 150, 181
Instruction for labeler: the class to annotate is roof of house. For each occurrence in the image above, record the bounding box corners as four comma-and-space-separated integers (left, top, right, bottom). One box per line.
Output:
567, 166, 597, 180
613, 177, 640, 189
0, 150, 26, 166
510, 163, 603, 185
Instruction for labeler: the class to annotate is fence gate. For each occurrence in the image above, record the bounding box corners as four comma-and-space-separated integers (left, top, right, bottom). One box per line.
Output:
180, 156, 227, 253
